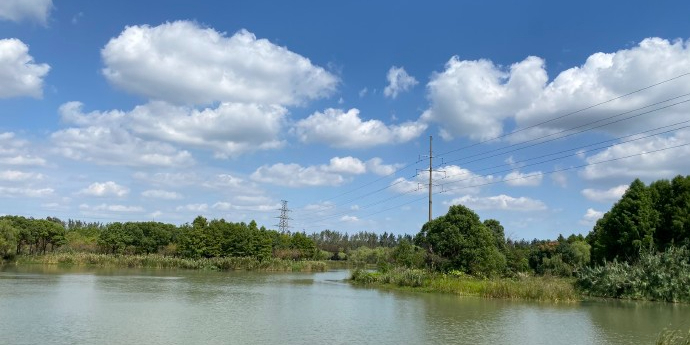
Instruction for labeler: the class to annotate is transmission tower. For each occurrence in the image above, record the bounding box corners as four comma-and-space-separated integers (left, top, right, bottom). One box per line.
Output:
276, 200, 292, 233
418, 136, 445, 223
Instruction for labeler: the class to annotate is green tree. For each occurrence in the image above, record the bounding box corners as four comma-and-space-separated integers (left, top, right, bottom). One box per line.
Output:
415, 205, 506, 275
484, 219, 506, 252
0, 220, 19, 259
589, 179, 656, 263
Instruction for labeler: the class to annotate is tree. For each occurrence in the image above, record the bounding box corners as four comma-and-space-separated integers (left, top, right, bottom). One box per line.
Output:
589, 179, 656, 263
415, 205, 506, 275
0, 220, 19, 259
484, 219, 506, 252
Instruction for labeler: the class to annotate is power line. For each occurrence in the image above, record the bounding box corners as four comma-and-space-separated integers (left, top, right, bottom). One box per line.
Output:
318, 142, 690, 229
296, 74, 690, 219
436, 72, 690, 157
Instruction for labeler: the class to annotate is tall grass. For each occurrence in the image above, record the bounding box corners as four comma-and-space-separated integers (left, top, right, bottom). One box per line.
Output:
351, 267, 579, 302
14, 253, 327, 272
577, 246, 690, 303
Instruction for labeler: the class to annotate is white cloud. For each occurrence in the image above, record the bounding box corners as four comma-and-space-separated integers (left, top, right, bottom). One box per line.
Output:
384, 66, 418, 99
514, 38, 690, 140
340, 215, 359, 222
580, 129, 690, 180
0, 170, 42, 181
391, 165, 496, 195
251, 163, 348, 188
294, 108, 426, 148
551, 170, 568, 188
447, 194, 547, 211
422, 56, 547, 141
212, 201, 278, 212
79, 181, 129, 197
581, 184, 628, 202
359, 87, 368, 98
580, 208, 604, 226
0, 0, 52, 25
133, 172, 200, 187
422, 38, 690, 143
59, 101, 286, 158
0, 155, 47, 166
322, 156, 367, 174
0, 186, 53, 197
102, 21, 337, 105
0, 39, 50, 98
251, 156, 398, 187
141, 189, 182, 200
366, 157, 401, 176
176, 203, 208, 212
504, 170, 543, 186
51, 124, 194, 167
79, 203, 144, 213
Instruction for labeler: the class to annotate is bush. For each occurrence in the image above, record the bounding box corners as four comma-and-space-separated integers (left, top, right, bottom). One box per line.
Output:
577, 246, 690, 302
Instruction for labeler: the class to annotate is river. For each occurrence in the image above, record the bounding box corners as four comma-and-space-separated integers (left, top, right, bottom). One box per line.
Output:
0, 266, 688, 344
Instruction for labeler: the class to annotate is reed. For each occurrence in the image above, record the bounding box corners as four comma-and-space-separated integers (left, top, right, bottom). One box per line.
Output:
351, 267, 579, 302
14, 253, 328, 272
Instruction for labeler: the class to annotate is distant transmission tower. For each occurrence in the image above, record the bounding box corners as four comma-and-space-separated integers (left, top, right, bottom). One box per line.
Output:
276, 200, 292, 233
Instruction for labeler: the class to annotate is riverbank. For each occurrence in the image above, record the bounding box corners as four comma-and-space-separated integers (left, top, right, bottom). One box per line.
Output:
351, 267, 579, 302
7, 253, 328, 272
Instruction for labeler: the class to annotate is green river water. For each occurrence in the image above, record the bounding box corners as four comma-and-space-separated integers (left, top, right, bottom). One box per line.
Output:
0, 266, 688, 344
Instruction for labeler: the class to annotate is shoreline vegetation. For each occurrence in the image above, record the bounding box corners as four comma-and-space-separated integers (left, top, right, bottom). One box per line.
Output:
5, 252, 328, 272
351, 267, 579, 302
1, 175, 690, 306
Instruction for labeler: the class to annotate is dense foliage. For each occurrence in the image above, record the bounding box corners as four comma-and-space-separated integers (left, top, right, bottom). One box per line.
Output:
414, 205, 506, 275
577, 246, 690, 303
589, 176, 690, 263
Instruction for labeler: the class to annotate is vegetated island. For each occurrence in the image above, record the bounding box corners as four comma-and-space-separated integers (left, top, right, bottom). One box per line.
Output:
2, 175, 690, 306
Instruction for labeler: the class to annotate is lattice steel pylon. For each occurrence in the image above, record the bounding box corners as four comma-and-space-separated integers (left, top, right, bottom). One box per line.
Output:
276, 200, 292, 233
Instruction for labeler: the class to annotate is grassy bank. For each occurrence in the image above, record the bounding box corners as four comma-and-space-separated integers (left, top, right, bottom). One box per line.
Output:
10, 252, 328, 272
351, 267, 579, 302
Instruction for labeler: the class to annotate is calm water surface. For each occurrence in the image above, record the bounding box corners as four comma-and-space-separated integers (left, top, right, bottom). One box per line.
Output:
0, 266, 688, 345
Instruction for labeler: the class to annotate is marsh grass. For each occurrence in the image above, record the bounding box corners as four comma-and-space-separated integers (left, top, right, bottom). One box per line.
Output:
14, 253, 328, 272
351, 267, 579, 302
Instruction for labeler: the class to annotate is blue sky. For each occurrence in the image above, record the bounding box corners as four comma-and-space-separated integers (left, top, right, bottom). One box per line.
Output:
2, 0, 690, 240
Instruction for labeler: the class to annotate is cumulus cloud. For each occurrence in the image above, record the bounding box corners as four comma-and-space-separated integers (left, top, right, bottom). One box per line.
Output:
340, 215, 359, 222
212, 201, 278, 212
176, 203, 208, 212
504, 170, 543, 186
422, 38, 690, 143
80, 203, 144, 213
58, 101, 285, 159
101, 21, 337, 105
384, 66, 418, 99
0, 39, 50, 98
580, 129, 690, 180
141, 189, 182, 200
0, 186, 53, 197
422, 56, 547, 141
391, 165, 497, 195
447, 194, 547, 211
78, 181, 129, 197
0, 132, 47, 166
580, 208, 604, 226
0, 0, 52, 25
514, 38, 690, 140
581, 184, 628, 202
0, 170, 42, 181
51, 125, 194, 167
251, 156, 395, 187
294, 108, 426, 148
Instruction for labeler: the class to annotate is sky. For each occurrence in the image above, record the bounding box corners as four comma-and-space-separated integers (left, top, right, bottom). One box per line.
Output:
2, 0, 690, 240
